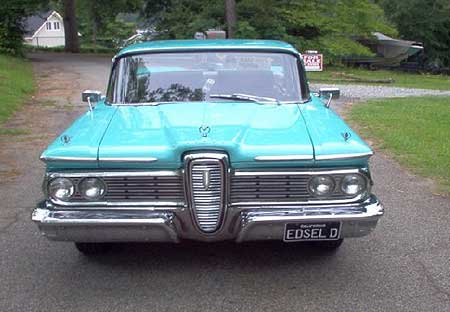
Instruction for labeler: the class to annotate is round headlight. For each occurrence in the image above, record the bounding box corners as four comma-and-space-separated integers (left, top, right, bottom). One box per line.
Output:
48, 178, 75, 201
78, 178, 106, 200
309, 175, 336, 196
341, 174, 367, 195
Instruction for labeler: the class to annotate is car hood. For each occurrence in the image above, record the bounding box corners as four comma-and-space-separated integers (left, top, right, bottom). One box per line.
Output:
41, 97, 373, 169
97, 102, 315, 168
298, 96, 373, 164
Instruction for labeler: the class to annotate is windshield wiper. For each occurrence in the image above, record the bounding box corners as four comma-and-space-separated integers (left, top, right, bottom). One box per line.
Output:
209, 93, 279, 104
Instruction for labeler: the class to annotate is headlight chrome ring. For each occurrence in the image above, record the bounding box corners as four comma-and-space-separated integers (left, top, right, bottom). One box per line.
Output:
48, 178, 75, 201
341, 173, 367, 195
309, 175, 336, 196
78, 177, 107, 200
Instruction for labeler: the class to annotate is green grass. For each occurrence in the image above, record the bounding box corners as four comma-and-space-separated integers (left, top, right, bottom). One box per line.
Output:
0, 128, 30, 135
348, 96, 450, 193
308, 66, 450, 91
0, 54, 35, 125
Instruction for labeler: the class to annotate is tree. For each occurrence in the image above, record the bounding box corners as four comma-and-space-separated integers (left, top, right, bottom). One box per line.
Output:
142, 0, 225, 39
0, 0, 48, 55
63, 0, 79, 52
225, 0, 236, 38
77, 0, 142, 49
141, 0, 396, 63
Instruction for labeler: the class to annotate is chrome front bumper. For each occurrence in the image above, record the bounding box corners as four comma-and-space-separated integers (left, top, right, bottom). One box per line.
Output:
32, 195, 384, 243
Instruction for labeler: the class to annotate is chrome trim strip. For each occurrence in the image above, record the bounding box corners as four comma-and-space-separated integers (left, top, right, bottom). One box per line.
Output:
49, 199, 185, 208
230, 193, 368, 207
34, 211, 171, 225
111, 100, 308, 107
47, 170, 181, 178
254, 155, 313, 161
40, 156, 97, 163
117, 46, 299, 58
99, 157, 158, 163
315, 152, 374, 161
233, 168, 360, 176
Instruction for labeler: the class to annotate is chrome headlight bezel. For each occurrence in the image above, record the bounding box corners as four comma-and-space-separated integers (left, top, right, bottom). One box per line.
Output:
78, 177, 107, 201
47, 177, 75, 201
340, 173, 368, 196
308, 175, 336, 196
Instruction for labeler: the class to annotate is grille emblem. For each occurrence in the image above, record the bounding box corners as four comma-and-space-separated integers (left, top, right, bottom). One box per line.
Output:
202, 169, 211, 190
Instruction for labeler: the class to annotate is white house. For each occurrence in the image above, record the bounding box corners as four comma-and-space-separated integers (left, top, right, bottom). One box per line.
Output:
23, 11, 65, 47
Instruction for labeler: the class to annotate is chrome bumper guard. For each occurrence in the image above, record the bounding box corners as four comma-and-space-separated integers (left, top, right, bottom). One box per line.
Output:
32, 195, 383, 243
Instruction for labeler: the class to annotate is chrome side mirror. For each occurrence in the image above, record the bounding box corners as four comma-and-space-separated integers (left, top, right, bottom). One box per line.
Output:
82, 90, 102, 111
319, 87, 340, 108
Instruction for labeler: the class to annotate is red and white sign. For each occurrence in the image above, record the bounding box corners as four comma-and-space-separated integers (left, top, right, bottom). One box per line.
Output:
302, 53, 323, 71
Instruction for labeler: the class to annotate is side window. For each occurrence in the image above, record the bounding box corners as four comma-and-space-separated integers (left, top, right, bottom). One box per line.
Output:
46, 22, 52, 30
54, 22, 60, 30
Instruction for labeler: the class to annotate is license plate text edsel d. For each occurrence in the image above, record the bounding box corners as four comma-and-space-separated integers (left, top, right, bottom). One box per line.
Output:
284, 222, 341, 242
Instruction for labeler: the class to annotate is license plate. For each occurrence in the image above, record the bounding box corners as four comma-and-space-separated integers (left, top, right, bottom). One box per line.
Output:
283, 222, 341, 242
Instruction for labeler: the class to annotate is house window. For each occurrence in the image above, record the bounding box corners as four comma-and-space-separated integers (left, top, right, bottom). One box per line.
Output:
46, 22, 52, 30
53, 22, 60, 30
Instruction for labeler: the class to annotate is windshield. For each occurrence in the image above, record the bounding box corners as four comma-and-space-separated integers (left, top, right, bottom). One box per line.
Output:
107, 51, 307, 104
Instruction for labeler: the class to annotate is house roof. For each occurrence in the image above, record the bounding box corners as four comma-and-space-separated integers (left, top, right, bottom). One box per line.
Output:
23, 10, 54, 37
117, 39, 299, 57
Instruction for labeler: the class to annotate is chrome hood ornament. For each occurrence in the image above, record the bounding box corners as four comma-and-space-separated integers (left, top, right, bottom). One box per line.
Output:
199, 125, 211, 138
341, 132, 351, 142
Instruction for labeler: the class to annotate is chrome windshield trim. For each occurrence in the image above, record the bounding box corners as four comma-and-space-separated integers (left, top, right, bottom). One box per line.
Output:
254, 155, 313, 161
315, 152, 374, 161
47, 170, 181, 179
233, 168, 361, 176
40, 156, 97, 163
99, 157, 158, 163
110, 100, 306, 106
117, 46, 299, 58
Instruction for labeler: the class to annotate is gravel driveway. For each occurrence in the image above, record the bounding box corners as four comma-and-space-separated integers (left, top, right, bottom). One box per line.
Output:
311, 83, 450, 99
1, 53, 449, 312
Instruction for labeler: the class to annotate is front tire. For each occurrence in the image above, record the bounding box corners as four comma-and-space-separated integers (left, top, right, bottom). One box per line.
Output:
74, 242, 113, 255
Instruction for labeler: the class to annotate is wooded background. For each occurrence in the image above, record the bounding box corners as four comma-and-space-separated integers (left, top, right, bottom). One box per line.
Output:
1, 0, 449, 69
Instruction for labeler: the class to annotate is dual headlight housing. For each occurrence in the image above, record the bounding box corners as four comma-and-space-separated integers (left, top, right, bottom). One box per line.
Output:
47, 177, 106, 201
308, 173, 369, 198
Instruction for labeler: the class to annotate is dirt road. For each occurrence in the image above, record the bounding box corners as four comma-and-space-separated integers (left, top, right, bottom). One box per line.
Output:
1, 53, 449, 312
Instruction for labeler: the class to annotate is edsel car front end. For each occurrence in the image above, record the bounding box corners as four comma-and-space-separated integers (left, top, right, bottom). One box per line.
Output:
32, 40, 383, 254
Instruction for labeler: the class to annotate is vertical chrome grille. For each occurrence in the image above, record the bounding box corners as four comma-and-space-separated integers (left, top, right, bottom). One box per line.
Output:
185, 153, 227, 233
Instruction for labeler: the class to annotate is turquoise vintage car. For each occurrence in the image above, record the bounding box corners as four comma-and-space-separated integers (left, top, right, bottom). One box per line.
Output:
32, 39, 383, 254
